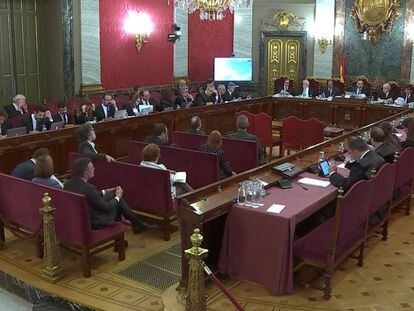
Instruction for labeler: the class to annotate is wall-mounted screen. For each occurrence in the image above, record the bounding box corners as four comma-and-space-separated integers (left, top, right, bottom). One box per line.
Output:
214, 58, 252, 81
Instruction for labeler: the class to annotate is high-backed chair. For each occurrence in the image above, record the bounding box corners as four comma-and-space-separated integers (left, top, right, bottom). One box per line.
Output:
253, 112, 282, 159
389, 81, 402, 97
293, 179, 374, 299
332, 79, 346, 95
350, 76, 373, 97
235, 110, 255, 134
302, 118, 325, 148
392, 147, 414, 214
274, 76, 295, 94
307, 78, 321, 95
281, 116, 304, 155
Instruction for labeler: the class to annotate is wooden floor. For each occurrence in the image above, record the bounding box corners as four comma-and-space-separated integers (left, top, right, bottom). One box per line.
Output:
1, 202, 414, 311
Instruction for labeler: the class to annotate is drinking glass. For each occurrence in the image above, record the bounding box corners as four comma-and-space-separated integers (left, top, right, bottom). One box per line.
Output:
237, 183, 246, 206
244, 181, 253, 207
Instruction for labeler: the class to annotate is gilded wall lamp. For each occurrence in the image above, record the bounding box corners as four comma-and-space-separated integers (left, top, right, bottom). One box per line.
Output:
312, 20, 333, 54
124, 11, 154, 52
317, 37, 331, 54
350, 0, 401, 43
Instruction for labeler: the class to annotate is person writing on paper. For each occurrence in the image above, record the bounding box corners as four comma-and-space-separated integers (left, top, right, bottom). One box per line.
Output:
139, 144, 193, 196
370, 127, 396, 163
329, 136, 384, 192
199, 130, 236, 179
77, 123, 116, 162
401, 117, 414, 149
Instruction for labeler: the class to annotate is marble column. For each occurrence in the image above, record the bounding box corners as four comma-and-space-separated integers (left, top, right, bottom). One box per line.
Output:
174, 6, 188, 78
312, 0, 335, 78
411, 45, 414, 82
62, 0, 75, 98
80, 0, 103, 93
233, 6, 253, 58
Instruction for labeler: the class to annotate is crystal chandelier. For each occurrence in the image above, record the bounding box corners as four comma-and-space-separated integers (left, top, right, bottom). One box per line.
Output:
174, 0, 253, 21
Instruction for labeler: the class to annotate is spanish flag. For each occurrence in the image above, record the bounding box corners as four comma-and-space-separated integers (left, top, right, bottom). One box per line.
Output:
339, 53, 345, 83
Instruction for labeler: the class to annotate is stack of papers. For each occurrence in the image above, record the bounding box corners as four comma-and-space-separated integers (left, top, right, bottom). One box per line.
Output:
267, 204, 286, 214
174, 172, 187, 183
298, 177, 331, 188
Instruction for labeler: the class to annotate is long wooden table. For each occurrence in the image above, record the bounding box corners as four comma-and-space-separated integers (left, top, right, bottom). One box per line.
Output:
0, 97, 406, 175
176, 106, 411, 290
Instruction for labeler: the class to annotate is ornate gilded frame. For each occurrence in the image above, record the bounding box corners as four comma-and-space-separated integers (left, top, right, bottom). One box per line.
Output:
350, 0, 401, 43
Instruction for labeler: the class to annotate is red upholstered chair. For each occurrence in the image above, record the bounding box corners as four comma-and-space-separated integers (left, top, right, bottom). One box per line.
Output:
293, 179, 374, 299
253, 112, 282, 159
389, 81, 401, 97
9, 114, 26, 128
392, 147, 414, 214
149, 91, 161, 105
307, 78, 321, 95
367, 163, 396, 240
281, 116, 304, 155
171, 131, 207, 150
235, 110, 255, 134
302, 118, 325, 148
222, 136, 259, 173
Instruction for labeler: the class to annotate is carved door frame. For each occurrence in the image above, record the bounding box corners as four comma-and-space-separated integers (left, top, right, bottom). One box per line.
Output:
259, 31, 307, 96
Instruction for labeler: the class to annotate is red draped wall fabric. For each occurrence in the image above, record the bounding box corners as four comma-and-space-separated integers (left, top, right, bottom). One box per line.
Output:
188, 12, 234, 82
99, 0, 174, 89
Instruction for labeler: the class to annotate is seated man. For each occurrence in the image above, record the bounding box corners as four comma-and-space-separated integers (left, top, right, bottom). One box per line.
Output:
4, 94, 28, 119
144, 123, 170, 146
174, 79, 187, 96
139, 144, 193, 197
227, 115, 266, 165
401, 85, 414, 105
216, 84, 232, 104
11, 148, 50, 181
378, 82, 397, 101
187, 116, 205, 135
64, 157, 154, 232
52, 101, 72, 125
297, 79, 318, 98
95, 93, 117, 121
226, 82, 242, 100
350, 79, 369, 97
401, 117, 414, 149
174, 87, 194, 109
137, 89, 155, 113
370, 127, 396, 163
275, 78, 293, 96
20, 105, 52, 133
321, 79, 341, 98
0, 108, 12, 137
194, 86, 216, 106
329, 136, 385, 192
77, 123, 116, 162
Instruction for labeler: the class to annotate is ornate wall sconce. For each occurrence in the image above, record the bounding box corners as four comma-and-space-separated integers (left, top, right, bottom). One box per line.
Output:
318, 37, 332, 54
124, 11, 153, 52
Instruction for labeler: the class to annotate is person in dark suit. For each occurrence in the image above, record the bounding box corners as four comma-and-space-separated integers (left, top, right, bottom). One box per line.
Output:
94, 93, 116, 121
401, 117, 414, 149
0, 108, 12, 137
329, 136, 385, 192
77, 123, 116, 162
144, 123, 170, 146
274, 78, 294, 95
194, 87, 217, 106
217, 84, 232, 104
321, 79, 341, 98
137, 89, 156, 113
174, 79, 188, 96
64, 157, 155, 232
20, 105, 52, 133
379, 122, 402, 152
11, 148, 50, 181
227, 115, 266, 165
158, 89, 175, 111
401, 85, 414, 105
378, 82, 397, 101
4, 94, 28, 119
297, 79, 319, 98
123, 95, 140, 117
52, 101, 72, 125
226, 82, 242, 100
174, 87, 194, 109
350, 79, 369, 97
370, 127, 396, 163
187, 116, 205, 135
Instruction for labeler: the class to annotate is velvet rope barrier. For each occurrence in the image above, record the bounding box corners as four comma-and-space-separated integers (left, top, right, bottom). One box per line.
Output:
203, 263, 245, 311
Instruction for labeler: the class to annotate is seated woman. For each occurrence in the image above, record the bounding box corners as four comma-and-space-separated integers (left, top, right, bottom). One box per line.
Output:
199, 130, 235, 179
32, 154, 63, 189
75, 96, 95, 124
77, 123, 116, 162
401, 117, 414, 149
139, 144, 192, 197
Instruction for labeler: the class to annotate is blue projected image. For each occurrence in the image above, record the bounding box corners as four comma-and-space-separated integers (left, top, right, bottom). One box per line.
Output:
214, 58, 252, 81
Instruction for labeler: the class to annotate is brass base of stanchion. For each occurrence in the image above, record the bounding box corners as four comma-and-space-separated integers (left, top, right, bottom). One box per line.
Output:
41, 265, 64, 283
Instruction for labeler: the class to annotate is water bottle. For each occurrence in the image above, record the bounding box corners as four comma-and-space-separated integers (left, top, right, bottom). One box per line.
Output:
237, 183, 246, 206
319, 151, 325, 162
41, 124, 47, 132
338, 142, 345, 154
245, 182, 253, 207
251, 181, 261, 207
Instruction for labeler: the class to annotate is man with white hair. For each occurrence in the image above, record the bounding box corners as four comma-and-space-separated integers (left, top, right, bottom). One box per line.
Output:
217, 84, 231, 103
297, 79, 318, 98
5, 94, 28, 118
378, 82, 397, 101
187, 116, 205, 135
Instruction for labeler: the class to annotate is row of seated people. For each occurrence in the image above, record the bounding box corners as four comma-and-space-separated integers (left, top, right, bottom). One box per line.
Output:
275, 78, 414, 105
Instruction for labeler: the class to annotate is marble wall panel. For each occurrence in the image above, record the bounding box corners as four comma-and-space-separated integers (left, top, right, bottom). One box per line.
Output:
174, 5, 188, 77
62, 0, 75, 98
234, 6, 253, 58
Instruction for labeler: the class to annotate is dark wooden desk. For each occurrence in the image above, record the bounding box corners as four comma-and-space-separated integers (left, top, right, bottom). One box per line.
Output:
176, 108, 411, 290
0, 97, 406, 175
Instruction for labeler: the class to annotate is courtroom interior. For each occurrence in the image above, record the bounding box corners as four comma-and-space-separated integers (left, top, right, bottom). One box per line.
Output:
1, 0, 414, 310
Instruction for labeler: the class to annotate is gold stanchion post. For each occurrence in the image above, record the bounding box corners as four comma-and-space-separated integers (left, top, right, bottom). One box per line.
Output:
185, 228, 208, 311
39, 193, 63, 283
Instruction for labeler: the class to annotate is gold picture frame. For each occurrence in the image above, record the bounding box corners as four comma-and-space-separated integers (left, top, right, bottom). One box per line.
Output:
350, 0, 401, 43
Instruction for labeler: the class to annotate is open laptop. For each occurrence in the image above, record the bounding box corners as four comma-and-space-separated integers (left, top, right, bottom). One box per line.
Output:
50, 121, 64, 130
114, 109, 127, 119
139, 105, 153, 115
7, 126, 27, 137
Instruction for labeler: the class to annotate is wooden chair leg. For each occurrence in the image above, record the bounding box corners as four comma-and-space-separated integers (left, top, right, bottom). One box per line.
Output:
81, 246, 91, 278
163, 216, 171, 241
357, 241, 366, 267
382, 220, 389, 241
323, 271, 333, 300
35, 234, 44, 259
116, 234, 126, 261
